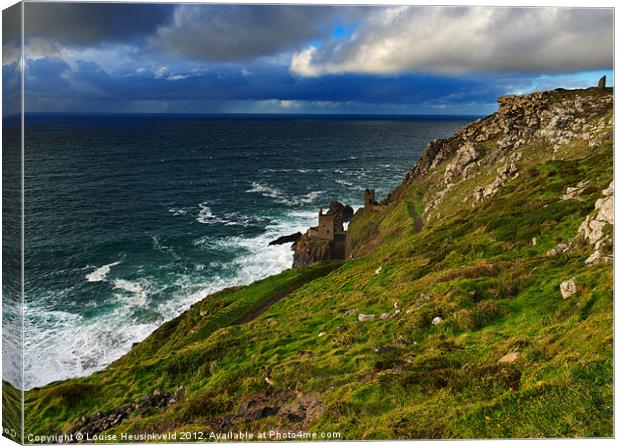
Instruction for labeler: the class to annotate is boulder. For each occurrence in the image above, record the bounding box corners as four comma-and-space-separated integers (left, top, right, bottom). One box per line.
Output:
546, 243, 569, 256
431, 316, 443, 325
358, 313, 376, 322
498, 352, 520, 364
560, 278, 577, 299
561, 179, 592, 200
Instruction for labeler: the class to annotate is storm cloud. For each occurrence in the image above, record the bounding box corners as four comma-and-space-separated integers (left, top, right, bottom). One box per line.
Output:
149, 4, 341, 62
24, 2, 174, 46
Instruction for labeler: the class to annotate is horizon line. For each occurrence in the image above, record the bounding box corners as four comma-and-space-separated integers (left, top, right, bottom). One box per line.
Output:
7, 111, 486, 119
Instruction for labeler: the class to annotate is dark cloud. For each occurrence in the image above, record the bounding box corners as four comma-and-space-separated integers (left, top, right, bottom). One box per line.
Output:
2, 2, 21, 45
24, 2, 174, 46
150, 4, 344, 62
22, 56, 513, 112
2, 3, 21, 65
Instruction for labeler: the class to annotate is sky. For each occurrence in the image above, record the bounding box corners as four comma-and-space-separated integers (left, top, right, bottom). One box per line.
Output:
1, 2, 614, 115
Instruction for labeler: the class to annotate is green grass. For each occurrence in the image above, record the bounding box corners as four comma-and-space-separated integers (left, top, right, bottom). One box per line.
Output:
3, 381, 21, 442
22, 90, 613, 440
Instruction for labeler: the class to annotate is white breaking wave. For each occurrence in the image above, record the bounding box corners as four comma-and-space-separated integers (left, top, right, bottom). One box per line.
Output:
246, 181, 323, 206
195, 202, 264, 227
24, 306, 158, 390
152, 235, 181, 260
246, 181, 284, 199
196, 202, 220, 224
85, 261, 121, 282
158, 209, 316, 318
113, 279, 150, 307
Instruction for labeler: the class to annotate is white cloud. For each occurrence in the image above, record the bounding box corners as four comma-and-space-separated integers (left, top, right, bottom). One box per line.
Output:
167, 74, 189, 81
154, 66, 169, 78
290, 7, 613, 77
3, 38, 61, 65
278, 100, 301, 109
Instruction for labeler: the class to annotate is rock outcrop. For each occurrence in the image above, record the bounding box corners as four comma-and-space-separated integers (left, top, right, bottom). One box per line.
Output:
400, 87, 612, 221
292, 236, 332, 268
69, 388, 184, 441
405, 88, 611, 183
474, 151, 522, 202
561, 179, 595, 200
442, 142, 479, 184
269, 232, 302, 246
576, 181, 614, 265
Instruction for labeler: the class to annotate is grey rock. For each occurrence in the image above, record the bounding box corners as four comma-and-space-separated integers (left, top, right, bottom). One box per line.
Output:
560, 278, 577, 299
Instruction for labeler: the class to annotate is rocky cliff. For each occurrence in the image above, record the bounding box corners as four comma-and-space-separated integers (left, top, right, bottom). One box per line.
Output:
405, 88, 612, 183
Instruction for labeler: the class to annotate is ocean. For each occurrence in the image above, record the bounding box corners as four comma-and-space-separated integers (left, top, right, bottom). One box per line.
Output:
17, 113, 473, 389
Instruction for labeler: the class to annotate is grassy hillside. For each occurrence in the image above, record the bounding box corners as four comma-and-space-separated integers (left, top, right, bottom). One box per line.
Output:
22, 87, 613, 440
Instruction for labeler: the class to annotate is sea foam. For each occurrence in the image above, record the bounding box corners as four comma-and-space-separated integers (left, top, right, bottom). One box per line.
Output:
85, 261, 121, 282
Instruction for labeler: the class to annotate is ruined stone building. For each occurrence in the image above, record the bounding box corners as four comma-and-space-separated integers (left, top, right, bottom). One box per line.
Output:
364, 188, 377, 209
364, 188, 386, 211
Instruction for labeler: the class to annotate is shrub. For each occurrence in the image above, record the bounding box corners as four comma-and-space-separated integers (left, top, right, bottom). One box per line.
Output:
181, 391, 232, 419
451, 308, 476, 331
472, 300, 508, 328
45, 383, 98, 407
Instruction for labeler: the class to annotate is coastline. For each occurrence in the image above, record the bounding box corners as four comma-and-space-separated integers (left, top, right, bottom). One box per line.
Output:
19, 86, 615, 439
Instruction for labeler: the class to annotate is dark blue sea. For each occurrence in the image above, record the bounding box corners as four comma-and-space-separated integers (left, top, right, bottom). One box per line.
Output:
20, 113, 473, 389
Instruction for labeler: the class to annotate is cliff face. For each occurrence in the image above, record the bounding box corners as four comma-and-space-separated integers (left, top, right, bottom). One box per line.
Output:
293, 233, 348, 268
24, 86, 614, 440
292, 236, 331, 267
405, 88, 612, 183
